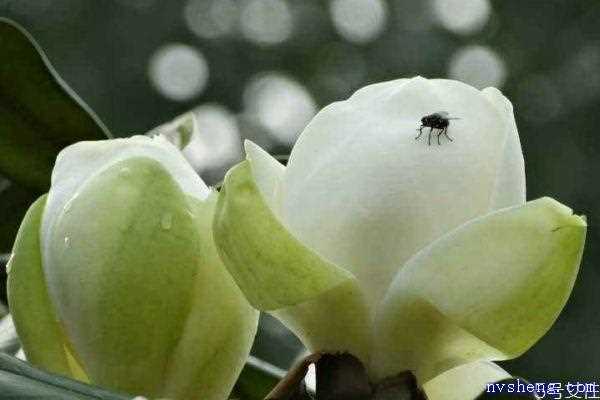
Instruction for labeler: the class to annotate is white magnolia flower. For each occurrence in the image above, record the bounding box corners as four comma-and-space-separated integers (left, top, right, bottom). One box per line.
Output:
214, 77, 586, 398
7, 135, 258, 400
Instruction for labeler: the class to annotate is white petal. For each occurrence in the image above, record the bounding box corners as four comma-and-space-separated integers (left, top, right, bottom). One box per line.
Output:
280, 76, 510, 309
372, 198, 586, 381
41, 135, 210, 278
424, 361, 511, 400
482, 87, 526, 209
244, 140, 285, 213
272, 278, 372, 366
215, 144, 372, 362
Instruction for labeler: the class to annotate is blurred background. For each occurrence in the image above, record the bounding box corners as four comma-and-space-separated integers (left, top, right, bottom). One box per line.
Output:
0, 0, 599, 383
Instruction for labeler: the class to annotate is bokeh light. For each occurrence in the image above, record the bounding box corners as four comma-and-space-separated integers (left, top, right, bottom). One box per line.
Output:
182, 104, 243, 182
560, 45, 600, 108
148, 43, 209, 102
240, 0, 293, 46
329, 0, 388, 44
243, 72, 317, 147
432, 0, 491, 35
183, 0, 238, 40
448, 45, 506, 89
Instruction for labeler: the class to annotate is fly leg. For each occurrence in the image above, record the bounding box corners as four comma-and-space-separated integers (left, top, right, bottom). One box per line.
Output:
443, 127, 453, 142
415, 125, 424, 140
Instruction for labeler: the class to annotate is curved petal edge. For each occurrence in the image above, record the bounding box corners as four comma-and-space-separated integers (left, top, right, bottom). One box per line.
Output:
213, 160, 356, 310
374, 197, 586, 381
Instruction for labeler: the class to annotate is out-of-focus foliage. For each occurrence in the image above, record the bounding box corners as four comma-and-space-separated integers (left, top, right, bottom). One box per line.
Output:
0, 312, 284, 399
0, 353, 131, 400
0, 19, 109, 254
233, 356, 285, 400
0, 0, 598, 383
0, 19, 109, 191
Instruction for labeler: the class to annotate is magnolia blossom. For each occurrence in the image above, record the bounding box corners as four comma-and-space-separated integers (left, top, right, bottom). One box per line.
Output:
214, 77, 586, 398
7, 135, 258, 400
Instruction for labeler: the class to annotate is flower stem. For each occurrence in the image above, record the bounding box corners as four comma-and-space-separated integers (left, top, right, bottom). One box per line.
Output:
265, 353, 427, 400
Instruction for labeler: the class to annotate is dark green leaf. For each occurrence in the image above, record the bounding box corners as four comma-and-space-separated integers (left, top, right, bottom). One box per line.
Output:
0, 370, 100, 400
0, 181, 37, 255
234, 356, 286, 400
0, 18, 110, 192
0, 353, 132, 400
1, 351, 285, 400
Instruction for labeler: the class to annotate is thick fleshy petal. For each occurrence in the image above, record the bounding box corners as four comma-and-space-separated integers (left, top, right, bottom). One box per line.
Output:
41, 156, 251, 399
41, 135, 210, 274
147, 112, 196, 151
273, 278, 372, 365
423, 361, 511, 400
483, 87, 526, 209
373, 198, 586, 381
214, 145, 372, 361
214, 158, 353, 310
162, 195, 259, 400
244, 140, 285, 213
6, 196, 84, 380
280, 77, 512, 308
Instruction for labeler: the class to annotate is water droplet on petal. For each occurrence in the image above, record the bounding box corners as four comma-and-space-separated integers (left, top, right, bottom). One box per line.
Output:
161, 214, 173, 230
64, 237, 71, 248
119, 167, 132, 178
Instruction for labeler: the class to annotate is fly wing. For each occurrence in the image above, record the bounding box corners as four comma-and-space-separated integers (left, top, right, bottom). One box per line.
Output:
436, 111, 460, 120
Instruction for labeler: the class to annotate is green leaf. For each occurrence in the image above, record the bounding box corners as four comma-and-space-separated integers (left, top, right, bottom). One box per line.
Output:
234, 356, 286, 400
0, 353, 131, 400
0, 180, 38, 253
0, 18, 110, 192
0, 351, 283, 400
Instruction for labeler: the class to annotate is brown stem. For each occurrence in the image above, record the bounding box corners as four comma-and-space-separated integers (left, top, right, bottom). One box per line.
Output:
372, 371, 428, 400
265, 353, 322, 400
264, 352, 428, 400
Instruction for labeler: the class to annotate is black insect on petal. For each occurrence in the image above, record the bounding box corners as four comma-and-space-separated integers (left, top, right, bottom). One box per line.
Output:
415, 111, 458, 145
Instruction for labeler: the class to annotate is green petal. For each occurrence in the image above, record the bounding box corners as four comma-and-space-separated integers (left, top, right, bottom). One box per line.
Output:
423, 361, 511, 400
162, 194, 259, 400
43, 156, 251, 399
222, 143, 372, 365
213, 160, 354, 310
373, 198, 586, 381
147, 112, 196, 151
7, 195, 84, 380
